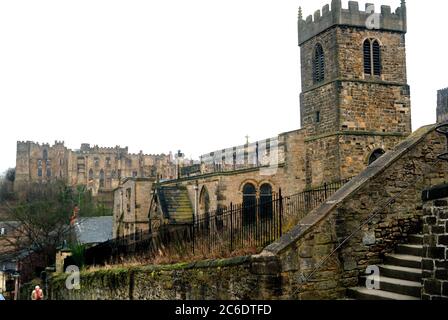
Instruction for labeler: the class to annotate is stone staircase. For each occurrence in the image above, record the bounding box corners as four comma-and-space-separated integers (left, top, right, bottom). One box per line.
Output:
347, 234, 423, 300
157, 186, 194, 224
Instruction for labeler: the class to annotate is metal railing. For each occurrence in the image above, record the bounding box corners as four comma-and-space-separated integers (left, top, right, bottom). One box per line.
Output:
84, 179, 351, 266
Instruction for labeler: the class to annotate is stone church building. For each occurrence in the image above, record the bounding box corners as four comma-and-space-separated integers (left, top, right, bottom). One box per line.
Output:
120, 0, 411, 236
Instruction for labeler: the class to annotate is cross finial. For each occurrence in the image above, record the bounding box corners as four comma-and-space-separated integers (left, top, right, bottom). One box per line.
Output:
298, 7, 303, 20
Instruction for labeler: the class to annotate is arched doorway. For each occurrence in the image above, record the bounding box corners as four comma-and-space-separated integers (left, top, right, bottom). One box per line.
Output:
199, 186, 210, 230
242, 183, 257, 226
368, 149, 385, 165
259, 184, 273, 221
199, 186, 210, 216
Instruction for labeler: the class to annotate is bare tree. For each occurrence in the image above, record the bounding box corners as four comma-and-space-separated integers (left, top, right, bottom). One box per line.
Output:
3, 181, 75, 265
0, 168, 15, 202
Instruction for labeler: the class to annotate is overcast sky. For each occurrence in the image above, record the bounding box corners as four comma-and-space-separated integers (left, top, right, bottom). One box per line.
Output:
0, 0, 446, 173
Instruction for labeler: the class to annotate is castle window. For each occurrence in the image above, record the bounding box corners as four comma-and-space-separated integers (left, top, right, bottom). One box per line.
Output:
88, 169, 94, 180
43, 150, 48, 160
99, 169, 105, 188
315, 111, 321, 123
94, 158, 99, 167
38, 160, 43, 177
132, 171, 138, 178
364, 39, 381, 76
313, 43, 325, 84
46, 160, 51, 177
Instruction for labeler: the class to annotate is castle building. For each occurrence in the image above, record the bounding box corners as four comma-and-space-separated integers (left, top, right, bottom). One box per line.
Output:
140, 0, 412, 234
437, 88, 448, 123
14, 141, 176, 198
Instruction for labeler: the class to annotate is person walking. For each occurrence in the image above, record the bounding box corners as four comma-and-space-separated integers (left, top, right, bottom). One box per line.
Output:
31, 286, 43, 300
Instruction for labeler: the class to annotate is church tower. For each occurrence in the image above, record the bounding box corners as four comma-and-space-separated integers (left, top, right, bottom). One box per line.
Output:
299, 0, 411, 186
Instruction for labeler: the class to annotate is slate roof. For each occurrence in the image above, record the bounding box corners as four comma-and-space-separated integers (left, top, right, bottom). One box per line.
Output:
74, 216, 113, 245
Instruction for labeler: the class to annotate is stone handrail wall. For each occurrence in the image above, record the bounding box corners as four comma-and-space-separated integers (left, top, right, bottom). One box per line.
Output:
260, 124, 448, 299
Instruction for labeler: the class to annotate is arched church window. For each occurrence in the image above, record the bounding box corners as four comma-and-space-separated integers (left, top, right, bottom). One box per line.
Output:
88, 169, 94, 180
364, 39, 381, 76
368, 149, 385, 165
313, 43, 325, 84
259, 184, 273, 221
242, 183, 257, 226
43, 150, 48, 160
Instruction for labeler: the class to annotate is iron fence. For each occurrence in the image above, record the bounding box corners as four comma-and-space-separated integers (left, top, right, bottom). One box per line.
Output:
84, 179, 350, 266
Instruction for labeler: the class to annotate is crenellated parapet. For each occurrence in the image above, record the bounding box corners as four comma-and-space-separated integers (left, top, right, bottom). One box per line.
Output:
298, 0, 407, 45
78, 143, 129, 155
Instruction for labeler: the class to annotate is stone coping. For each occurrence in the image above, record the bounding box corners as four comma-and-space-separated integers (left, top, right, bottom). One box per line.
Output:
51, 256, 253, 280
160, 163, 286, 185
301, 78, 408, 94
264, 124, 437, 255
305, 130, 408, 142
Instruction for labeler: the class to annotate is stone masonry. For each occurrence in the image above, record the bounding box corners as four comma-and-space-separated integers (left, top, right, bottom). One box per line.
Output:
299, 0, 411, 186
113, 177, 155, 238
421, 190, 448, 300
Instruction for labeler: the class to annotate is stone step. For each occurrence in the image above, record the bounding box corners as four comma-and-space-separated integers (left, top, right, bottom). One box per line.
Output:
347, 287, 420, 301
362, 275, 422, 297
384, 253, 422, 269
408, 234, 423, 245
379, 264, 422, 282
396, 244, 424, 256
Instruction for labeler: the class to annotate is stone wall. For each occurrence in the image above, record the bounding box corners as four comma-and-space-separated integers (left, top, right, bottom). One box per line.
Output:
47, 256, 280, 300
421, 193, 448, 300
157, 129, 307, 216
299, 19, 411, 188
113, 178, 154, 238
